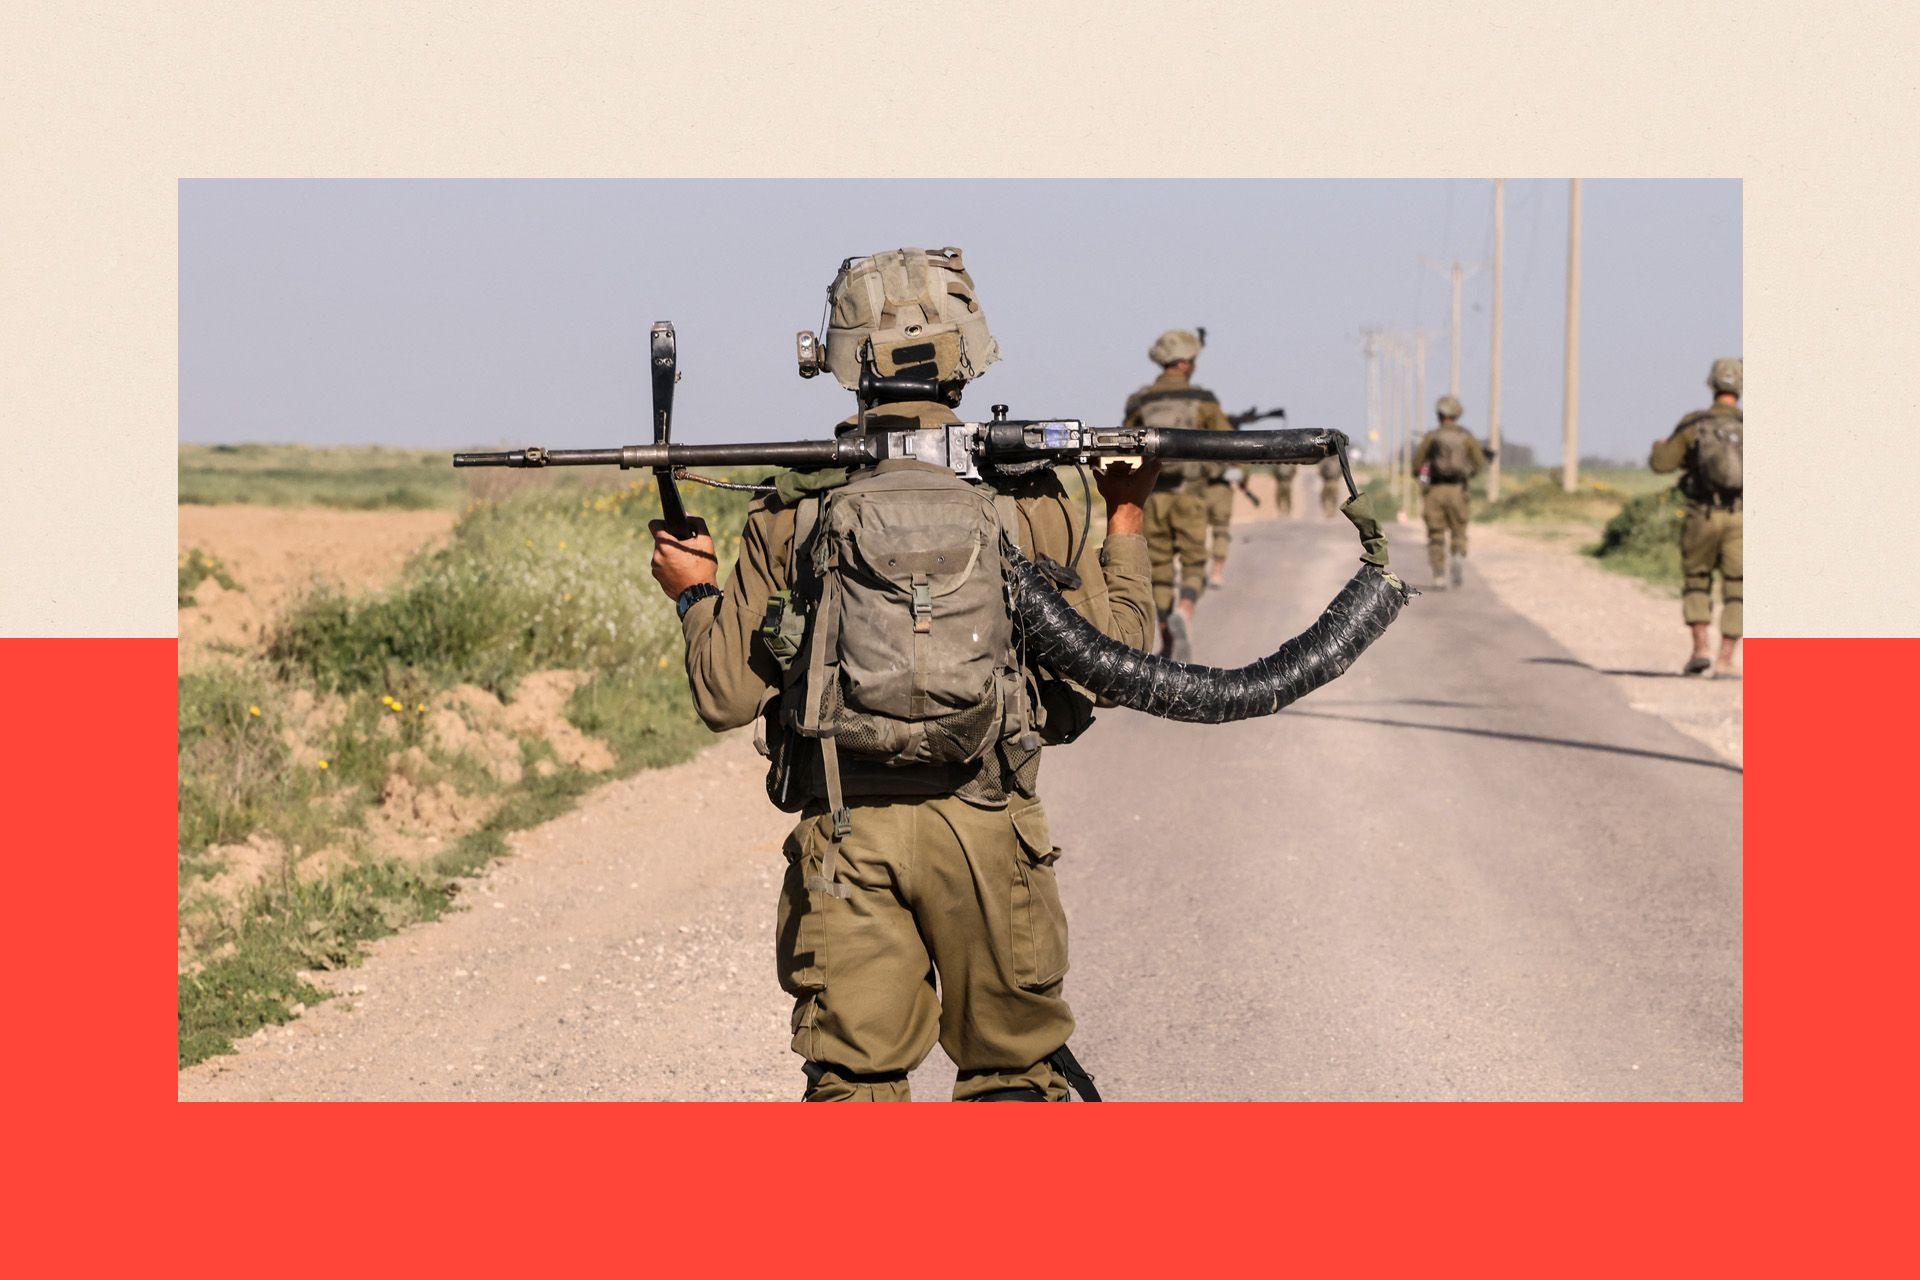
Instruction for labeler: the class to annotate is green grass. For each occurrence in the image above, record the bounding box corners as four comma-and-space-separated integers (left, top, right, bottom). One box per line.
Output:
177, 547, 240, 606
1591, 487, 1685, 587
179, 471, 760, 1067
181, 443, 471, 509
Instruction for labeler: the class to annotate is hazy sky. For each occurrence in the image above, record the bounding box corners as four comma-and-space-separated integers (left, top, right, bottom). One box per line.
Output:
181, 180, 1739, 463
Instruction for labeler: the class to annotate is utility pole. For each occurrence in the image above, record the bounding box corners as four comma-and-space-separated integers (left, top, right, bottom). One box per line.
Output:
1422, 257, 1485, 397
1390, 335, 1405, 514
1363, 328, 1381, 478
1487, 178, 1506, 502
1399, 335, 1419, 521
1561, 177, 1583, 493
1413, 329, 1430, 521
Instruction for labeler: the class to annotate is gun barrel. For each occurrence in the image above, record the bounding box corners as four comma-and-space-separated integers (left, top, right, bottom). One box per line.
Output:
453, 439, 876, 470
453, 447, 625, 468
1144, 426, 1344, 464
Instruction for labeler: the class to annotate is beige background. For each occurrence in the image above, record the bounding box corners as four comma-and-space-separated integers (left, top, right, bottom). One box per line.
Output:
1, 2, 1911, 638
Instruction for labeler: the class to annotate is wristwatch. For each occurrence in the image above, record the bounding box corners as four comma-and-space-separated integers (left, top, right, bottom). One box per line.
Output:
676, 582, 722, 619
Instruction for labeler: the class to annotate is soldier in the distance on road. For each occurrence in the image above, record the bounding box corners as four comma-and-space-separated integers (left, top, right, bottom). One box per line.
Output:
1651, 357, 1743, 677
1317, 454, 1345, 519
1411, 394, 1488, 590
648, 248, 1157, 1101
1125, 328, 1233, 656
1257, 462, 1299, 523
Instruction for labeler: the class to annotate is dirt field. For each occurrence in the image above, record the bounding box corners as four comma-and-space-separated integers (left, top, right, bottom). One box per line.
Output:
178, 505, 456, 658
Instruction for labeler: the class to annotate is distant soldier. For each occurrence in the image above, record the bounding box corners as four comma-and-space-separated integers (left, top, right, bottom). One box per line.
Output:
1260, 463, 1299, 522
1651, 358, 1743, 677
1411, 394, 1488, 590
1125, 328, 1232, 657
1317, 454, 1345, 518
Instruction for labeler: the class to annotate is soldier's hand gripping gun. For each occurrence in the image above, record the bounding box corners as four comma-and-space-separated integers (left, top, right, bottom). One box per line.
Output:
454, 343, 1412, 724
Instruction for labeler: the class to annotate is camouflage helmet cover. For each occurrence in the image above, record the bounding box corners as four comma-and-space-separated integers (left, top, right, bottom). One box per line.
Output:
1435, 394, 1463, 420
821, 247, 1000, 390
1708, 357, 1742, 396
1149, 329, 1204, 366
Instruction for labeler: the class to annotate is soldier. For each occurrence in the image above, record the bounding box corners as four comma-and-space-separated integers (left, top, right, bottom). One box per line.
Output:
1410, 394, 1487, 590
1651, 358, 1743, 677
1317, 454, 1345, 518
648, 248, 1157, 1101
1126, 329, 1233, 654
1264, 463, 1301, 524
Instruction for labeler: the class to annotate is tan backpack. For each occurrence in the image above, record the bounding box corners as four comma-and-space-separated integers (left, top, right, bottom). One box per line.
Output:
1428, 426, 1475, 482
765, 459, 1034, 895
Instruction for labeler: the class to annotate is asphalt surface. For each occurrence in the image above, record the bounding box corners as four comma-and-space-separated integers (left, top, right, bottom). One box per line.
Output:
181, 518, 1742, 1102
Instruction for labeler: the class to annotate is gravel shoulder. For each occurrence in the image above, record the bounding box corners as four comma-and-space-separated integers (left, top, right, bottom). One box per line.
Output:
1467, 522, 1743, 766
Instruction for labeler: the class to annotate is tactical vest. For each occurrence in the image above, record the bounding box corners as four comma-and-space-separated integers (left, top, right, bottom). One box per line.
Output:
1129, 385, 1223, 487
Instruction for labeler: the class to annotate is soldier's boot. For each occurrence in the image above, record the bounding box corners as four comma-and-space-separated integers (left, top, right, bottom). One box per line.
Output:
1209, 555, 1228, 588
1449, 553, 1465, 588
1683, 622, 1714, 676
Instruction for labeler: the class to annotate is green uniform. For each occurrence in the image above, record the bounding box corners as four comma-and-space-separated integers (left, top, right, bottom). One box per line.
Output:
1411, 423, 1488, 575
1650, 402, 1743, 638
1263, 464, 1299, 519
1125, 369, 1230, 612
1317, 456, 1344, 517
1203, 476, 1238, 551
680, 400, 1155, 1101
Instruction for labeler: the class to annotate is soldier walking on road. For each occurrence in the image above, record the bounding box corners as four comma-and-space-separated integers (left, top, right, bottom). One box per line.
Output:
1651, 358, 1743, 677
1259, 463, 1299, 522
648, 248, 1156, 1101
1126, 328, 1233, 655
1317, 454, 1345, 519
1411, 394, 1488, 590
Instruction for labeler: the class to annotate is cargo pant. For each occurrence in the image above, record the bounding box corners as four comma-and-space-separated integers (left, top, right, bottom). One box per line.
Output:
1681, 503, 1743, 638
778, 793, 1076, 1102
1203, 480, 1236, 558
1423, 481, 1471, 574
1144, 487, 1209, 615
1268, 465, 1297, 517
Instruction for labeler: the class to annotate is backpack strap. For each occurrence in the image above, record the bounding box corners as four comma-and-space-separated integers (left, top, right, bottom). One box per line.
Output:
791, 494, 852, 899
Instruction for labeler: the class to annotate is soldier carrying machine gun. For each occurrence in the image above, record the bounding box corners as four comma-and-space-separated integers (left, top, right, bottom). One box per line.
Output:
454, 248, 1411, 1103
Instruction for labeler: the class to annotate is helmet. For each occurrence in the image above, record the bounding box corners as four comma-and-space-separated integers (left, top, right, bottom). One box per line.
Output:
1149, 329, 1204, 366
1435, 394, 1463, 420
1708, 357, 1742, 397
818, 247, 999, 391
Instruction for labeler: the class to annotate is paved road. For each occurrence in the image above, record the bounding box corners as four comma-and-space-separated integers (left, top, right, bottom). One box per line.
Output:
182, 518, 1742, 1102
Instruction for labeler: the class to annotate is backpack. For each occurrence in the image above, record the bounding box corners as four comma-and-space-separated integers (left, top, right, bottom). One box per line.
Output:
1691, 415, 1743, 496
759, 459, 1034, 894
1428, 426, 1474, 482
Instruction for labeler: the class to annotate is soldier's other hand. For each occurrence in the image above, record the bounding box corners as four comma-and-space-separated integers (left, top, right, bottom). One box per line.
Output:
1095, 457, 1160, 509
649, 518, 718, 600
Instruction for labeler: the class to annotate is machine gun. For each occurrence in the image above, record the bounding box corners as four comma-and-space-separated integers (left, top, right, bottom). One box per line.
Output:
452, 325, 1411, 726
455, 407, 1345, 485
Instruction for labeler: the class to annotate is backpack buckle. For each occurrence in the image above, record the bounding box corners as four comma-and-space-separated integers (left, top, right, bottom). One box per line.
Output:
911, 579, 934, 634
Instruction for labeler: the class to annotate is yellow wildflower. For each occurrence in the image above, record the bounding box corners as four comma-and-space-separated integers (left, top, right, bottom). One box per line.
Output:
318, 760, 330, 770
248, 705, 262, 717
